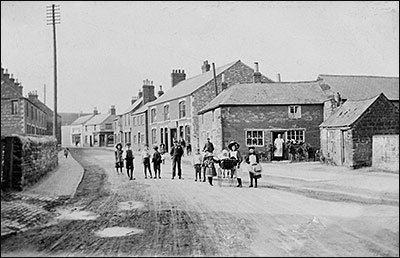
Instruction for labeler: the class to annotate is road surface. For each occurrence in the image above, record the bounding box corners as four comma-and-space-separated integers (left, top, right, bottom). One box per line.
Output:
1, 148, 398, 257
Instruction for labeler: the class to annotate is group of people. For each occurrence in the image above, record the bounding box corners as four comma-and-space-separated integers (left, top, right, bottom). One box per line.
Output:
192, 138, 262, 188
114, 137, 263, 188
114, 142, 163, 180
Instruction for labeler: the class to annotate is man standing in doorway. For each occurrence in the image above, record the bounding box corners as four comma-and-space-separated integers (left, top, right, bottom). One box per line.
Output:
170, 140, 184, 180
274, 134, 285, 161
202, 138, 214, 182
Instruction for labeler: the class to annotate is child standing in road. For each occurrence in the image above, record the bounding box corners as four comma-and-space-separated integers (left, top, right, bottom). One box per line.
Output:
192, 149, 203, 182
125, 143, 135, 180
115, 143, 124, 174
142, 144, 152, 179
64, 148, 69, 158
152, 146, 162, 179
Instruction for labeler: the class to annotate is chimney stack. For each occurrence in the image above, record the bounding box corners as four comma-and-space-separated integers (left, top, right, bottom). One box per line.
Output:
277, 73, 281, 82
93, 107, 99, 115
142, 78, 156, 105
28, 90, 39, 101
158, 85, 164, 97
253, 62, 262, 83
109, 105, 116, 115
221, 73, 228, 91
171, 69, 186, 87
201, 60, 211, 73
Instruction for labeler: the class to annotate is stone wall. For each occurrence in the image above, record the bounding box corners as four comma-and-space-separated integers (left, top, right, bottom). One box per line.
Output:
372, 135, 399, 172
352, 96, 399, 168
1, 135, 58, 191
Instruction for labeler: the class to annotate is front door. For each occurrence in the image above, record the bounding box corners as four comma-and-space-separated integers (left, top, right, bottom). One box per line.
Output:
271, 131, 286, 160
170, 128, 177, 147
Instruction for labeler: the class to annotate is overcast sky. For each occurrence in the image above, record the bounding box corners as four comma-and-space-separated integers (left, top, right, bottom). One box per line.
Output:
1, 1, 399, 114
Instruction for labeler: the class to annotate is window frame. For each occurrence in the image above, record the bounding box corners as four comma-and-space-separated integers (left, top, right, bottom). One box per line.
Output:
11, 100, 18, 115
245, 129, 265, 147
288, 105, 301, 119
178, 100, 186, 118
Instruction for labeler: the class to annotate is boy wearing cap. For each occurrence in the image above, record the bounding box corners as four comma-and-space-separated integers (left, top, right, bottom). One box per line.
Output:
152, 146, 162, 179
125, 143, 135, 180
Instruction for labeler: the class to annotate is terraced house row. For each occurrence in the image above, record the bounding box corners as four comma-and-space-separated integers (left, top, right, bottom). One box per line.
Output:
1, 66, 61, 143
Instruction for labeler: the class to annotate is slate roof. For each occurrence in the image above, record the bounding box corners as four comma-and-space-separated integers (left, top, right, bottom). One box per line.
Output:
317, 74, 399, 101
198, 81, 327, 114
319, 93, 383, 127
85, 113, 113, 126
119, 97, 143, 115
132, 102, 152, 115
71, 114, 95, 125
148, 60, 239, 106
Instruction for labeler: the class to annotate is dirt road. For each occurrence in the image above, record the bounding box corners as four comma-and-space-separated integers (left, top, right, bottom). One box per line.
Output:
1, 148, 398, 257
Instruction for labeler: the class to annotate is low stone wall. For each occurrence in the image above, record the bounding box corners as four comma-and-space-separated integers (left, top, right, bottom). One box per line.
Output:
2, 135, 58, 191
372, 135, 399, 172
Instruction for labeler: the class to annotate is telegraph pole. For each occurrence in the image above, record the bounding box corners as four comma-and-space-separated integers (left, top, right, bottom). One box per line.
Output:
46, 4, 60, 142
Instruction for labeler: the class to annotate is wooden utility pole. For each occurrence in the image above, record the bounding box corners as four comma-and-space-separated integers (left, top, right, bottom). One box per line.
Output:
46, 4, 60, 142
212, 62, 218, 96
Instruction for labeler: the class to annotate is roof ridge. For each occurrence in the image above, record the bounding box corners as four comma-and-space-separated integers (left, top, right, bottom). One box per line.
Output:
318, 74, 399, 79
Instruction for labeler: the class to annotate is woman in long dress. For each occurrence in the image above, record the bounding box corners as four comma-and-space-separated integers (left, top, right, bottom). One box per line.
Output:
274, 134, 285, 161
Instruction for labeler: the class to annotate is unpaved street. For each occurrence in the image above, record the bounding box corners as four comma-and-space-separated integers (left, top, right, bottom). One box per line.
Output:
1, 148, 399, 257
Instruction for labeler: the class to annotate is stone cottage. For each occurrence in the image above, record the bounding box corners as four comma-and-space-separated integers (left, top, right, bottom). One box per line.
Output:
198, 80, 327, 160
319, 93, 399, 169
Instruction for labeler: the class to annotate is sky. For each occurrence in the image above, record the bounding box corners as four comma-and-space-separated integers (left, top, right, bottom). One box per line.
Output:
1, 1, 399, 114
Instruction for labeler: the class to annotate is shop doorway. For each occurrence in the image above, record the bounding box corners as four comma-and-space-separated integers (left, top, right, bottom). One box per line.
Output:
170, 128, 177, 148
271, 131, 287, 160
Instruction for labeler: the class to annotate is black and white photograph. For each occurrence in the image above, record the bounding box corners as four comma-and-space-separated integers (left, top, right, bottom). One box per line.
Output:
1, 1, 399, 257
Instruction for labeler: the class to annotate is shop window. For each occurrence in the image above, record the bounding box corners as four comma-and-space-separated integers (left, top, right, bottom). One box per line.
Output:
245, 130, 264, 146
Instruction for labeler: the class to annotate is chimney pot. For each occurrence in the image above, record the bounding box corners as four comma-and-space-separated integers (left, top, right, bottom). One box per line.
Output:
277, 73, 281, 82
254, 62, 259, 73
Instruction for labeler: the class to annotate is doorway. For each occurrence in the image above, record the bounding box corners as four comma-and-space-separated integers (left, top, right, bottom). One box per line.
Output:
170, 128, 177, 148
271, 131, 286, 160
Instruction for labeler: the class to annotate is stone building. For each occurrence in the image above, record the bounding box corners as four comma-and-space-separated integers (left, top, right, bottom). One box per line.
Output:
1, 67, 60, 139
198, 80, 327, 159
319, 93, 399, 169
146, 60, 273, 152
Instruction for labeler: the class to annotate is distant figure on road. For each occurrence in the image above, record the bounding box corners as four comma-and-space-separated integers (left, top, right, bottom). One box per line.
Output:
152, 146, 162, 179
142, 144, 152, 179
274, 134, 285, 161
192, 148, 203, 182
125, 143, 135, 180
114, 143, 124, 174
170, 140, 184, 180
64, 148, 69, 158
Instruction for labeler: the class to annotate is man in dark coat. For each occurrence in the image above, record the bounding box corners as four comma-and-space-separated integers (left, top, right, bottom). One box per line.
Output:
203, 138, 214, 153
170, 140, 184, 180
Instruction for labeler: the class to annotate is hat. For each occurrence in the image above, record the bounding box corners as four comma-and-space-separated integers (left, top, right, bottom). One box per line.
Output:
174, 139, 178, 143
227, 141, 240, 150
126, 142, 131, 146
115, 143, 122, 149
221, 149, 229, 157
248, 146, 255, 150
153, 145, 158, 150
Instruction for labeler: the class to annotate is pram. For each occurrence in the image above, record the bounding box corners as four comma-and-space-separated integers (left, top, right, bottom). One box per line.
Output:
218, 158, 237, 187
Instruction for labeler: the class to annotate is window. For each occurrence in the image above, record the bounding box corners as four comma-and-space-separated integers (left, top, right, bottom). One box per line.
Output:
245, 130, 264, 146
288, 105, 301, 119
212, 110, 214, 122
151, 128, 157, 145
150, 108, 156, 123
142, 115, 144, 125
287, 130, 305, 142
11, 100, 18, 114
105, 123, 112, 130
164, 105, 170, 120
94, 125, 97, 131
179, 101, 186, 118
185, 125, 190, 143
85, 125, 88, 132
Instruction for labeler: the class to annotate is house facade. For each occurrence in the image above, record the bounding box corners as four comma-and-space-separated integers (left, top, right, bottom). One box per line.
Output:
82, 106, 116, 147
1, 67, 60, 139
198, 81, 327, 160
62, 113, 95, 147
319, 93, 399, 169
146, 60, 273, 152
113, 79, 159, 148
